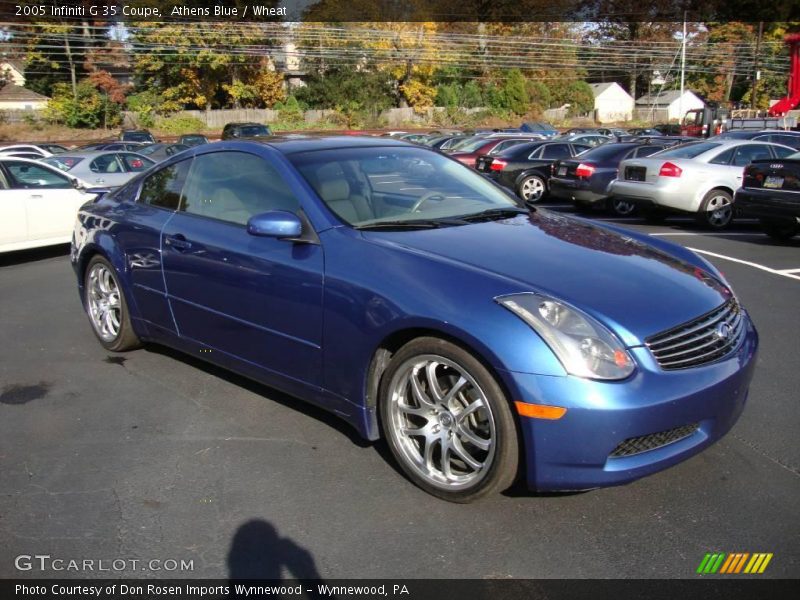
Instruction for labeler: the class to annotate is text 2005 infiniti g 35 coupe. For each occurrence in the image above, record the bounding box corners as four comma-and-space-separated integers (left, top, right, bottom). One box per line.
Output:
71, 137, 758, 502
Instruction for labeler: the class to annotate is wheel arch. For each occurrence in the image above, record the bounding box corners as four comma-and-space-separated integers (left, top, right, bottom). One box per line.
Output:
696, 185, 735, 211
363, 326, 520, 437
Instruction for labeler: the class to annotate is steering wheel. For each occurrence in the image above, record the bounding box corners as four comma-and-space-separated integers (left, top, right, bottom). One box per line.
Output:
411, 191, 445, 213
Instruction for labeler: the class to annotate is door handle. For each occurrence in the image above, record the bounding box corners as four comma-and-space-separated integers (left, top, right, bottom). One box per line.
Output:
165, 234, 192, 251
29, 194, 43, 199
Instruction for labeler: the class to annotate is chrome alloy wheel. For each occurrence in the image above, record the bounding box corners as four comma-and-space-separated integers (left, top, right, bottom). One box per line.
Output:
521, 177, 545, 201
86, 263, 122, 342
705, 194, 733, 228
387, 355, 497, 490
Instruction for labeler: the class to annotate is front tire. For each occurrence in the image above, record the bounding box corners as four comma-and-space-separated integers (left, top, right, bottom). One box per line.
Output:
84, 255, 141, 352
517, 175, 547, 204
378, 337, 519, 503
697, 189, 733, 230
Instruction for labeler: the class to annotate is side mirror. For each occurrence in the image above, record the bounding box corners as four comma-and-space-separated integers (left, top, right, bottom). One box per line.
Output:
247, 211, 302, 239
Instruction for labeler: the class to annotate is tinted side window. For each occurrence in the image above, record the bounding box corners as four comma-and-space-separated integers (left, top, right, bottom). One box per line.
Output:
180, 152, 299, 226
732, 144, 772, 166
3, 162, 71, 189
90, 155, 122, 173
771, 145, 796, 158
138, 159, 192, 210
769, 135, 800, 150
709, 148, 735, 165
542, 144, 570, 159
120, 153, 153, 172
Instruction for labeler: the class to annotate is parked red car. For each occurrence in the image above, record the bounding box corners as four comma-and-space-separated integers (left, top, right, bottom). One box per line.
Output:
447, 136, 543, 168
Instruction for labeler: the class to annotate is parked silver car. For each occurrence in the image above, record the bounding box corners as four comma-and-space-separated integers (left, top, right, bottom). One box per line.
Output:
610, 139, 796, 228
41, 151, 155, 188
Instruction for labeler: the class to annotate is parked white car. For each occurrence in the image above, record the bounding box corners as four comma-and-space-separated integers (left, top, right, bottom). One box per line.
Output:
610, 139, 796, 229
0, 157, 97, 253
41, 151, 155, 188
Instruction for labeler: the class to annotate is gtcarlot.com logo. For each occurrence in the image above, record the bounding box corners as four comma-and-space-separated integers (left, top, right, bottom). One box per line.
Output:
697, 552, 773, 574
15, 554, 194, 572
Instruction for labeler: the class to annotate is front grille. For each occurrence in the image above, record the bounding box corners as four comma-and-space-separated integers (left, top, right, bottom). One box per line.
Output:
646, 300, 744, 370
610, 423, 699, 458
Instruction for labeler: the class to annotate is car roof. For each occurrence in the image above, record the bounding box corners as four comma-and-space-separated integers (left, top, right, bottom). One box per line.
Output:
45, 150, 149, 159
214, 135, 413, 155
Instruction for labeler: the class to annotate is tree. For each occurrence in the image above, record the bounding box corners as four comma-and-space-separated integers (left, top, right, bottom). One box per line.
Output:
526, 80, 552, 111
503, 69, 530, 115
436, 83, 460, 107
461, 81, 484, 107
45, 80, 121, 128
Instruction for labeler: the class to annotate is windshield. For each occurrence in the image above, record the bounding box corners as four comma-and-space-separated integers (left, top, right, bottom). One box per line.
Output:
239, 125, 271, 137
655, 142, 721, 159
289, 146, 521, 228
42, 156, 84, 171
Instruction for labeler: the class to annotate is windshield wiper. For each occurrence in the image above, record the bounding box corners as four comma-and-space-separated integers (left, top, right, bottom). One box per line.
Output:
460, 207, 529, 222
354, 218, 468, 231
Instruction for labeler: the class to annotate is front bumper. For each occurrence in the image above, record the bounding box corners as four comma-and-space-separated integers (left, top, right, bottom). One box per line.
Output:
501, 314, 758, 491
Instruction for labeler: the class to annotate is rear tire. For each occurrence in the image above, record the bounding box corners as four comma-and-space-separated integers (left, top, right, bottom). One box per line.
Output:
378, 337, 519, 503
517, 175, 547, 204
607, 198, 637, 217
760, 218, 800, 241
84, 255, 141, 352
696, 189, 734, 230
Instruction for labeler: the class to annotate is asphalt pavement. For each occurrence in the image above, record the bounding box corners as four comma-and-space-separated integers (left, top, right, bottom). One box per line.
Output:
1, 205, 798, 580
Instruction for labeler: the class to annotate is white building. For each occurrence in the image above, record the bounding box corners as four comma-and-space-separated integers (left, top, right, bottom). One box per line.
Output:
0, 85, 49, 111
0, 60, 25, 87
635, 89, 705, 121
589, 82, 634, 123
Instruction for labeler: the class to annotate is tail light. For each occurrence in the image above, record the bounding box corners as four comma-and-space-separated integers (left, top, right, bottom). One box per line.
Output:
490, 159, 507, 171
714, 125, 722, 135
575, 163, 596, 177
743, 165, 763, 183
658, 162, 682, 177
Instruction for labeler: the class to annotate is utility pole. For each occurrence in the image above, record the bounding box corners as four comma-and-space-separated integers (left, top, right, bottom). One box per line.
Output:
751, 21, 763, 111
678, 12, 686, 124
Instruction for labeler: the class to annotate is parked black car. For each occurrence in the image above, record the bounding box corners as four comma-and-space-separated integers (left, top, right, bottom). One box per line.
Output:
549, 141, 674, 216
475, 141, 592, 203
119, 129, 156, 143
735, 156, 800, 240
653, 123, 682, 136
221, 122, 273, 139
178, 134, 209, 147
136, 143, 191, 162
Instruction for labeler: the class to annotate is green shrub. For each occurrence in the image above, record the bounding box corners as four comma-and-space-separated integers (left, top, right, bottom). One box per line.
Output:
45, 81, 121, 128
155, 115, 206, 134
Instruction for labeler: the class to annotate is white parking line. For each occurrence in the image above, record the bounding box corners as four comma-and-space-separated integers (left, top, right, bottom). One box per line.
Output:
685, 247, 800, 282
778, 268, 800, 274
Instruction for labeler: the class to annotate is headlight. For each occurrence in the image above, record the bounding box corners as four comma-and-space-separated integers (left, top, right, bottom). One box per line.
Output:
497, 293, 635, 380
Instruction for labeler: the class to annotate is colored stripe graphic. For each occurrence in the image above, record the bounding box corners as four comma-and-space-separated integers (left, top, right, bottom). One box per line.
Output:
701, 552, 773, 574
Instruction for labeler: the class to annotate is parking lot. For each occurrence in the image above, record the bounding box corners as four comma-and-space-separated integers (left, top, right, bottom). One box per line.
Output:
0, 204, 798, 580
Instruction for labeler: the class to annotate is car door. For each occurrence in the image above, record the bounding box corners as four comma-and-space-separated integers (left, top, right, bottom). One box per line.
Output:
161, 149, 324, 386
728, 144, 776, 187
121, 158, 193, 335
88, 154, 131, 188
0, 166, 28, 249
1, 160, 90, 244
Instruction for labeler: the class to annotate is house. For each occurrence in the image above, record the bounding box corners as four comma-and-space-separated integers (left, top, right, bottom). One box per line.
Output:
0, 60, 25, 87
635, 89, 705, 121
589, 82, 634, 123
0, 85, 49, 111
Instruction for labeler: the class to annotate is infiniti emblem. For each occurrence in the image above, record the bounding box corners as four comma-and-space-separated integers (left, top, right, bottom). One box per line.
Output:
715, 322, 732, 340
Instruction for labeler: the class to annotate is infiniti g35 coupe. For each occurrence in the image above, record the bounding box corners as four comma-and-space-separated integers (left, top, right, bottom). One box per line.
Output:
71, 136, 758, 502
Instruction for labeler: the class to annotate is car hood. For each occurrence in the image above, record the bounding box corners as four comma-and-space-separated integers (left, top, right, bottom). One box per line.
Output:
361, 210, 732, 346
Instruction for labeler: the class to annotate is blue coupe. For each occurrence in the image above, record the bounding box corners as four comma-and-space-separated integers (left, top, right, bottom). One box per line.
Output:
71, 137, 758, 502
